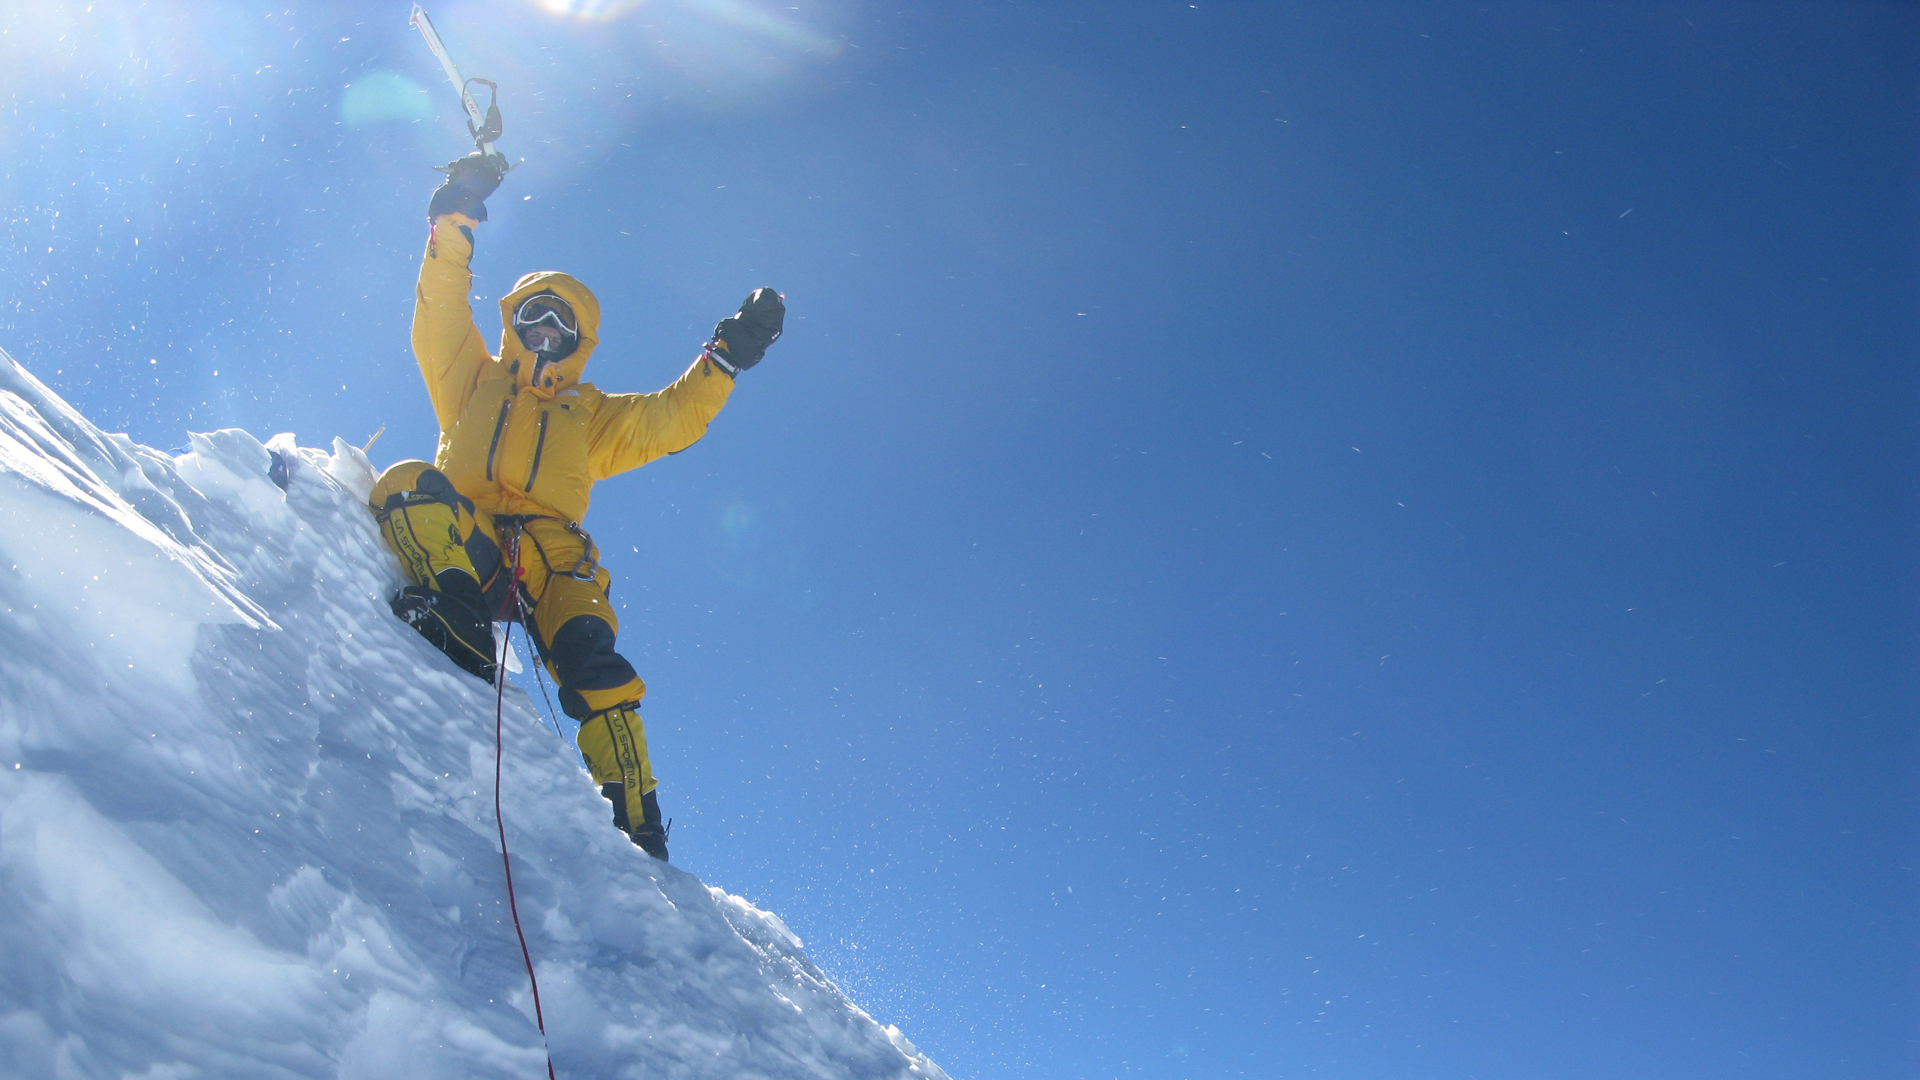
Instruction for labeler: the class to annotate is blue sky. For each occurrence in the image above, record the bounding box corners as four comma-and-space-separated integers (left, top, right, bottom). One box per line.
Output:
2, 2, 1914, 1077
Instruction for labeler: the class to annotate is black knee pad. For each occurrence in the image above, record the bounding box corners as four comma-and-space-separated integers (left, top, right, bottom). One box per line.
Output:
547, 616, 639, 719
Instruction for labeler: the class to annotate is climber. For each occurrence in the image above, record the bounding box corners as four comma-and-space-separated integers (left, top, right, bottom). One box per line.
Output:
370, 152, 784, 862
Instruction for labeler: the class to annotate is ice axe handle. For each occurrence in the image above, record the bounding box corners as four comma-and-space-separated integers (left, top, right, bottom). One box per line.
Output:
410, 5, 500, 155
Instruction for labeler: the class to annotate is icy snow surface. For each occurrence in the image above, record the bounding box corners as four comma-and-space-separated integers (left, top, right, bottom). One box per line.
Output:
0, 349, 950, 1080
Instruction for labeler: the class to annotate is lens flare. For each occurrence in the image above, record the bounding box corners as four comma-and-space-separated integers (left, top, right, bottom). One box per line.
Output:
340, 71, 433, 127
720, 501, 762, 548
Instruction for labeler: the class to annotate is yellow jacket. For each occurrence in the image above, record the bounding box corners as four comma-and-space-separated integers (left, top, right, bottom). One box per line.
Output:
411, 217, 734, 524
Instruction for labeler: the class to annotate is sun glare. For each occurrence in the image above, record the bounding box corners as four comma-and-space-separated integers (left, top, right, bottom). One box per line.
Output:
674, 0, 832, 50
524, 0, 833, 55
531, 0, 648, 21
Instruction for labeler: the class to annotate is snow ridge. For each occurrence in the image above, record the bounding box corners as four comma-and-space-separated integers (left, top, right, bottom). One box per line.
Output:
0, 348, 949, 1080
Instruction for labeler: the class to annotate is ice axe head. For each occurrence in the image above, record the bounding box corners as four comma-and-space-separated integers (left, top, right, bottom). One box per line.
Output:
465, 78, 502, 149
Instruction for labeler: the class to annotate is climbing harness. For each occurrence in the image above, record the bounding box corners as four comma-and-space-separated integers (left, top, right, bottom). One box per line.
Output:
562, 520, 602, 581
508, 515, 603, 584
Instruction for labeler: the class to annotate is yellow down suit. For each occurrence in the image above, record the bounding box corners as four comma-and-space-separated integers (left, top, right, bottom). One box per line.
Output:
372, 214, 734, 848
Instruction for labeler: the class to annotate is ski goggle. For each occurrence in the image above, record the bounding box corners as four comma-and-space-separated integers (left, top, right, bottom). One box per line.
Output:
512, 294, 577, 337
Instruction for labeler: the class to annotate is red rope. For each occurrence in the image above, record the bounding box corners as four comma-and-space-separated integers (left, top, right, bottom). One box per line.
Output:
493, 527, 556, 1080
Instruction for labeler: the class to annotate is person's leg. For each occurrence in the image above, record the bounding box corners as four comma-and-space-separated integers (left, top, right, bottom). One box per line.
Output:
369, 461, 501, 681
518, 519, 669, 859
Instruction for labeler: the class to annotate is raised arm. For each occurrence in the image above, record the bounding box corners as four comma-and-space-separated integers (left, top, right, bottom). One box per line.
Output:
411, 153, 507, 437
412, 215, 492, 434
586, 289, 785, 479
586, 354, 738, 479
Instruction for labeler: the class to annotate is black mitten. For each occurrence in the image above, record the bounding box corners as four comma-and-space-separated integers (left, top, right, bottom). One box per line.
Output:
427, 152, 508, 222
705, 288, 785, 376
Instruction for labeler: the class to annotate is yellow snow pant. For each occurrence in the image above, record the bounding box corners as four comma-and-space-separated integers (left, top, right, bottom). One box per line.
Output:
369, 461, 497, 679
370, 462, 661, 831
503, 512, 658, 815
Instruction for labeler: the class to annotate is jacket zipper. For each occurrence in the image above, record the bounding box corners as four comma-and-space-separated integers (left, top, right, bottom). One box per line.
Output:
525, 411, 550, 491
484, 397, 511, 481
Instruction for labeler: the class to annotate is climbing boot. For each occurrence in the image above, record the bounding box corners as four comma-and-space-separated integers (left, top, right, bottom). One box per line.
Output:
577, 705, 669, 860
601, 782, 669, 861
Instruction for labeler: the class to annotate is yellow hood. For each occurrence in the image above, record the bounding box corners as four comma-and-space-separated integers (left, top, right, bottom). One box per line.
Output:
498, 271, 601, 397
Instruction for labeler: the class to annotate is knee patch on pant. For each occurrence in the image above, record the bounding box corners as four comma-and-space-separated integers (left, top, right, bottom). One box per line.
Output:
543, 615, 644, 719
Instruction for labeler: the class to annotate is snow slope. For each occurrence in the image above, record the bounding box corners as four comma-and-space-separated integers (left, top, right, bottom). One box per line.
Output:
0, 349, 950, 1080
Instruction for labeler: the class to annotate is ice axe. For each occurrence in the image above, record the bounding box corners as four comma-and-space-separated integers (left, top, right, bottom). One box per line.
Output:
410, 5, 513, 172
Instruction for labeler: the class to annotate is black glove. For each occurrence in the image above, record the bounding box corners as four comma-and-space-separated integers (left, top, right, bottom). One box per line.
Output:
427, 152, 508, 222
705, 288, 785, 377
